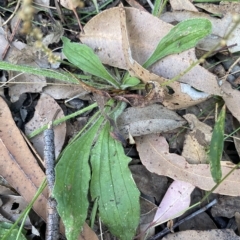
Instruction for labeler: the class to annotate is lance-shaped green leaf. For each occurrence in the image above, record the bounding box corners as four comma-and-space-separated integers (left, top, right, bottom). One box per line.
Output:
62, 37, 120, 88
53, 116, 104, 240
90, 122, 140, 240
143, 18, 212, 68
208, 105, 226, 183
0, 61, 79, 83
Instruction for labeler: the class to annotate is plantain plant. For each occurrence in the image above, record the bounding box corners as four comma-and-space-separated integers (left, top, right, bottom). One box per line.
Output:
0, 18, 212, 240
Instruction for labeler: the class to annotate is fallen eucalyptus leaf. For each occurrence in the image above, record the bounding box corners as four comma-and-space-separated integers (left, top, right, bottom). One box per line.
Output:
0, 97, 48, 221
136, 134, 240, 196
117, 104, 186, 138
152, 180, 195, 227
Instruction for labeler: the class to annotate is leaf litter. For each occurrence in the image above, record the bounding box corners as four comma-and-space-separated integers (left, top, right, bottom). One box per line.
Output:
1, 0, 240, 239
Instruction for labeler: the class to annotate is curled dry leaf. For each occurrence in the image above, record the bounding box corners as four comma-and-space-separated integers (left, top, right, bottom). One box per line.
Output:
135, 134, 240, 196
25, 93, 66, 160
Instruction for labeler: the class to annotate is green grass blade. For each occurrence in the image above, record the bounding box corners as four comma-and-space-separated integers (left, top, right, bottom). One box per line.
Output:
90, 121, 140, 240
143, 18, 212, 69
152, 0, 167, 17
53, 116, 105, 240
0, 61, 79, 84
0, 223, 26, 240
208, 105, 226, 183
62, 37, 120, 89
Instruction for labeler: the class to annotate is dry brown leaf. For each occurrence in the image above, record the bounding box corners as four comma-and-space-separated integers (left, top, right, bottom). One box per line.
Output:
232, 116, 240, 157
0, 97, 48, 220
163, 82, 210, 110
222, 81, 240, 123
43, 81, 88, 100
162, 229, 240, 240
7, 46, 47, 102
57, 0, 84, 9
170, 0, 198, 12
182, 114, 212, 164
119, 7, 166, 83
117, 104, 186, 138
125, 0, 147, 12
195, 2, 240, 15
25, 93, 66, 159
153, 180, 195, 226
0, 97, 98, 240
136, 134, 240, 196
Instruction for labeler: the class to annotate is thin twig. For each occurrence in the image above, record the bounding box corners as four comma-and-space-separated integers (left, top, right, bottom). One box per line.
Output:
44, 110, 60, 240
1, 0, 21, 26
2, 18, 21, 60
148, 199, 217, 240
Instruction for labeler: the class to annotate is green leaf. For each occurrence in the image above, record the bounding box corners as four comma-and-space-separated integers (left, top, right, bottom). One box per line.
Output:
208, 105, 226, 183
0, 61, 79, 84
62, 37, 120, 88
53, 116, 105, 240
90, 121, 140, 240
121, 75, 140, 90
143, 18, 212, 68
0, 222, 26, 240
